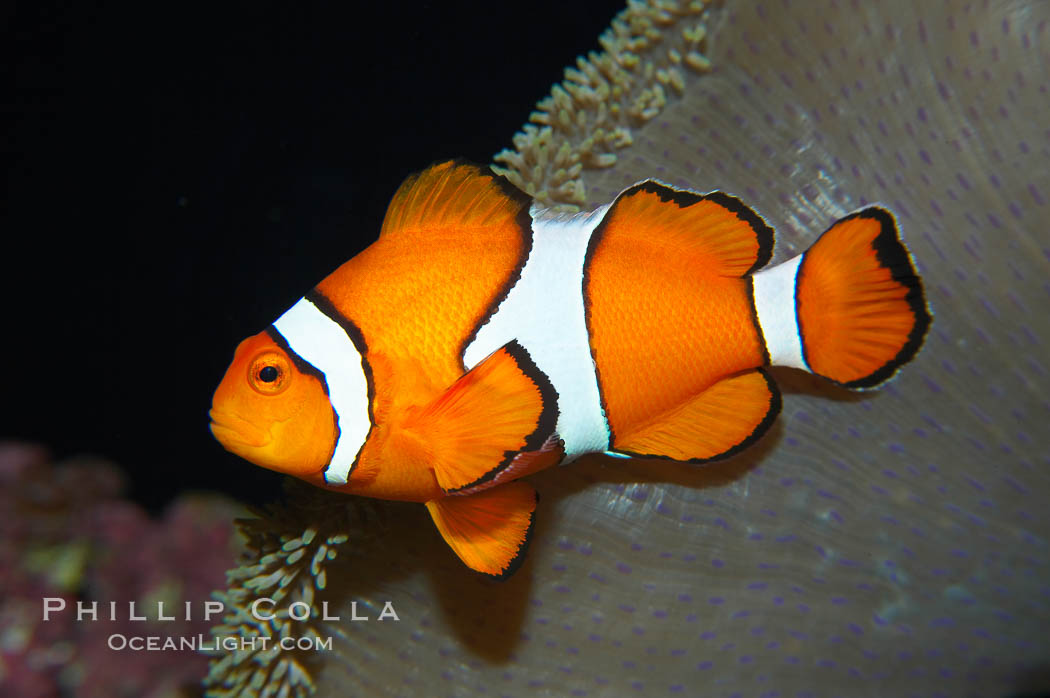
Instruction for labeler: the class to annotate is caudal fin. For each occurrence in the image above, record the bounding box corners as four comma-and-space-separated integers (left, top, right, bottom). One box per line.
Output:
793, 207, 930, 388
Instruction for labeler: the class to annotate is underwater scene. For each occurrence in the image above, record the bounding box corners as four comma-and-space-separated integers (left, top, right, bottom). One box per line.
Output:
4, 1, 1049, 697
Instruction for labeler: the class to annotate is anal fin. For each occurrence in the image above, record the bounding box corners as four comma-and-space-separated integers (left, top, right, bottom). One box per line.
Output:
614, 368, 781, 462
407, 340, 558, 493
426, 481, 538, 578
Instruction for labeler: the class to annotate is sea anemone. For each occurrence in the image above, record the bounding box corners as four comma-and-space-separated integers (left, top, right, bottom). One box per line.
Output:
493, 0, 716, 210
202, 480, 378, 698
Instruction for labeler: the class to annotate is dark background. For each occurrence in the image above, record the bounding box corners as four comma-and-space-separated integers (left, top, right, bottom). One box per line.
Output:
4, 1, 625, 512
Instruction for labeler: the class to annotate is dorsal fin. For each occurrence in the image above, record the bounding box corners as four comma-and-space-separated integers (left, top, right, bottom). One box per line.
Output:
598, 181, 774, 277
379, 160, 532, 239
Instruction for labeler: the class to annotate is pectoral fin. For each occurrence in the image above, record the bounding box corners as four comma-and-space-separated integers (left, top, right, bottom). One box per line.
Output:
426, 481, 538, 578
408, 340, 558, 493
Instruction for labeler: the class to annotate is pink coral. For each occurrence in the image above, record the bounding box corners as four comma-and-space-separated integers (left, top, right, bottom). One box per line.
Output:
0, 442, 241, 697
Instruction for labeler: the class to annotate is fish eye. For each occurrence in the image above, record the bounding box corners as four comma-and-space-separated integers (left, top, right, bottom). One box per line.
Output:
248, 352, 291, 395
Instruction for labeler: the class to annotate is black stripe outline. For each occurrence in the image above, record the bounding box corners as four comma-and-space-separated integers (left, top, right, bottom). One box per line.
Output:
454, 161, 536, 368
266, 325, 328, 393
745, 276, 772, 366
266, 325, 340, 469
301, 289, 377, 481
582, 199, 616, 446
796, 207, 932, 390
445, 340, 560, 495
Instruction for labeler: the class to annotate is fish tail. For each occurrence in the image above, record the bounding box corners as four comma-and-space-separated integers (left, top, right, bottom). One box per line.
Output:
751, 207, 930, 387
792, 207, 931, 388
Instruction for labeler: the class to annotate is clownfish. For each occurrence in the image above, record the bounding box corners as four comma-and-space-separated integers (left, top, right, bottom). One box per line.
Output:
210, 160, 930, 577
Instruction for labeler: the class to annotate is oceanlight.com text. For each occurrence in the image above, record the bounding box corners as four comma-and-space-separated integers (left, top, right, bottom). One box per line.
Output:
106, 633, 334, 652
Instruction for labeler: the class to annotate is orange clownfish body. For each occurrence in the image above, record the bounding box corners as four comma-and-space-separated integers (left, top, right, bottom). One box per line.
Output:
210, 161, 930, 577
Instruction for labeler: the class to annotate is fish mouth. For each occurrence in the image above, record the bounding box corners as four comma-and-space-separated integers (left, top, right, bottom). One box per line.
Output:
208, 408, 271, 450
